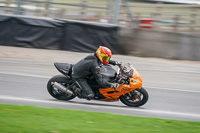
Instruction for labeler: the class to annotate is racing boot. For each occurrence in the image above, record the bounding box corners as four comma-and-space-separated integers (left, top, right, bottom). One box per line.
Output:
78, 79, 94, 100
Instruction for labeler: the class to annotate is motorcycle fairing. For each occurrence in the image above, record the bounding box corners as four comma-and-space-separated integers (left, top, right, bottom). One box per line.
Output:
99, 69, 142, 100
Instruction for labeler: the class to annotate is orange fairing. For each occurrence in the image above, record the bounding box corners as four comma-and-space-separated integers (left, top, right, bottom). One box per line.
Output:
132, 68, 142, 83
99, 68, 143, 100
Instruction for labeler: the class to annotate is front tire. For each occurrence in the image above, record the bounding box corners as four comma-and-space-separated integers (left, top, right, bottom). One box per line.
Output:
47, 75, 76, 101
120, 87, 148, 107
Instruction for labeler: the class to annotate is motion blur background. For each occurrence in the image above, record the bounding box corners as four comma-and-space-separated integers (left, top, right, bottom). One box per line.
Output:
0, 0, 200, 123
0, 0, 200, 60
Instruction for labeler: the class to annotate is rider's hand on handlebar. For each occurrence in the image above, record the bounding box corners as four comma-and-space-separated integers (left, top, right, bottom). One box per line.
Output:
110, 83, 119, 88
115, 61, 122, 67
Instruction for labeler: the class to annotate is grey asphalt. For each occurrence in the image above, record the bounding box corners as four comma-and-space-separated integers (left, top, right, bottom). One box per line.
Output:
0, 46, 200, 121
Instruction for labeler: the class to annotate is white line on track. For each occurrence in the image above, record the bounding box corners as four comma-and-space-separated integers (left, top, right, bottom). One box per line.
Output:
0, 72, 200, 93
1, 71, 200, 93
146, 87, 200, 93
0, 71, 51, 79
0, 95, 200, 119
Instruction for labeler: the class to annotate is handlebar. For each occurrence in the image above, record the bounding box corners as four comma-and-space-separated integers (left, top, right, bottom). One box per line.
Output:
116, 63, 134, 80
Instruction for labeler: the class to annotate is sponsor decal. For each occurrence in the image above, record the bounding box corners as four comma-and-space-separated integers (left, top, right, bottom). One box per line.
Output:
121, 88, 131, 92
59, 68, 67, 73
133, 82, 137, 85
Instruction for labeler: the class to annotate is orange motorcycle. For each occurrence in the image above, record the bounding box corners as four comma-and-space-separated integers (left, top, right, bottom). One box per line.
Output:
47, 62, 148, 107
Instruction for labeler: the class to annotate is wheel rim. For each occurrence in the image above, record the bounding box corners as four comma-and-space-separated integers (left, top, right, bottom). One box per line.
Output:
124, 90, 144, 103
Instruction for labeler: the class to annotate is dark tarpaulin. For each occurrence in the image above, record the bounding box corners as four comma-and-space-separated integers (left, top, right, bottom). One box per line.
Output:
61, 20, 118, 54
0, 15, 16, 46
0, 15, 119, 53
0, 15, 63, 50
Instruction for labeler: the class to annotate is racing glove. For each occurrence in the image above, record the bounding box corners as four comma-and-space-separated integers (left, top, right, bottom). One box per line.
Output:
115, 61, 122, 67
110, 83, 119, 88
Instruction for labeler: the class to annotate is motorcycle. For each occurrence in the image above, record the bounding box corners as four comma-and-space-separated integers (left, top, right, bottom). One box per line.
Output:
47, 62, 149, 107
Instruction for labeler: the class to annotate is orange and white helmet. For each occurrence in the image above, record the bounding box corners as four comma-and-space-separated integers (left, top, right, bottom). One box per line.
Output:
96, 46, 112, 65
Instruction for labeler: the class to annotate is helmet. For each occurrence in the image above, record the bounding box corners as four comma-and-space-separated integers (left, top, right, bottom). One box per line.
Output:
96, 46, 112, 65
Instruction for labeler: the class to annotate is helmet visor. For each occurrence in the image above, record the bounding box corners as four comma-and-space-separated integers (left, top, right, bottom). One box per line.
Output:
102, 54, 110, 63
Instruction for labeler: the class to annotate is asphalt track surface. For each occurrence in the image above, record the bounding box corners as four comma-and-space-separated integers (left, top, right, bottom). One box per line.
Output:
0, 46, 200, 121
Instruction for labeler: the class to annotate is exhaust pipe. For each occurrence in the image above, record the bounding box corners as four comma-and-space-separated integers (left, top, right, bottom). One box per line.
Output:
51, 82, 74, 96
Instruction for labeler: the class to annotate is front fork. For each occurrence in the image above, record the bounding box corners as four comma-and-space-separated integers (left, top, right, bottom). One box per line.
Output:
126, 88, 141, 101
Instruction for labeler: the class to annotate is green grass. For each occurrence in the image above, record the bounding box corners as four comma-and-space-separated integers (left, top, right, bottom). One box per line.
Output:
0, 104, 200, 133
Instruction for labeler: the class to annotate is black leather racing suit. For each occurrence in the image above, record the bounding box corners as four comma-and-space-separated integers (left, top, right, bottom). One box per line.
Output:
71, 53, 117, 99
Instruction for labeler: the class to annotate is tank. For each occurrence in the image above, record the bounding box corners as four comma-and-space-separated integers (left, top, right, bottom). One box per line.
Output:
100, 65, 116, 78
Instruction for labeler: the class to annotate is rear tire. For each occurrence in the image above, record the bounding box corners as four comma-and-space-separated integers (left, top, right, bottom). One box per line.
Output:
47, 75, 76, 101
120, 87, 148, 107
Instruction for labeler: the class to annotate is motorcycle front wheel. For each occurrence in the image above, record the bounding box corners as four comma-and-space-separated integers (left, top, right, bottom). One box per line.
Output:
120, 87, 148, 107
47, 75, 76, 101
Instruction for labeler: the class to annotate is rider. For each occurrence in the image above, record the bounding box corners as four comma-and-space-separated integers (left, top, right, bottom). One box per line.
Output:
71, 46, 120, 100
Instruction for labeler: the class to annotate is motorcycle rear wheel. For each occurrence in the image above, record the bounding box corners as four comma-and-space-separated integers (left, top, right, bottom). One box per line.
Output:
120, 87, 148, 107
47, 75, 76, 101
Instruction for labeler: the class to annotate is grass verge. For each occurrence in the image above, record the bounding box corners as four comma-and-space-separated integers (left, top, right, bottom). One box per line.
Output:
0, 104, 199, 133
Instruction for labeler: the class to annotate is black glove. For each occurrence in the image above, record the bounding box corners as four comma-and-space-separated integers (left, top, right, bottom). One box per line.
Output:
110, 83, 119, 88
115, 61, 122, 66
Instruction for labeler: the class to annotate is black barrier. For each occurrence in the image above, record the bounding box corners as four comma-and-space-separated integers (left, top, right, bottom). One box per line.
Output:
0, 15, 16, 46
0, 15, 63, 50
61, 20, 118, 54
0, 15, 118, 53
